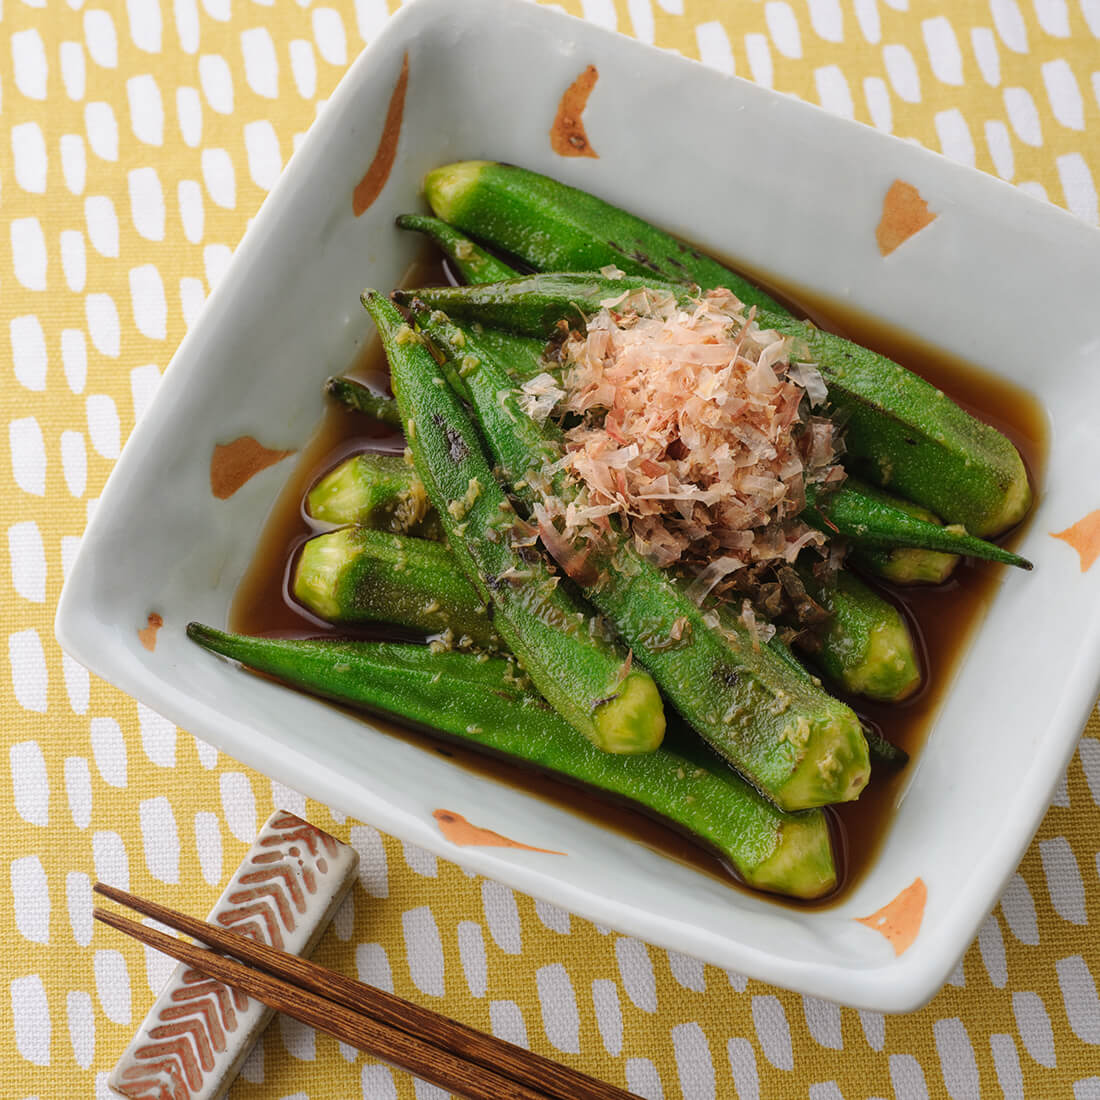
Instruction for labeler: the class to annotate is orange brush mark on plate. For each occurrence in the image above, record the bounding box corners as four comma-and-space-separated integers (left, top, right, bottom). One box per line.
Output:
210, 436, 294, 500
433, 810, 565, 855
856, 877, 927, 956
353, 52, 410, 216
1052, 510, 1100, 571
876, 180, 936, 256
550, 65, 599, 158
138, 612, 163, 652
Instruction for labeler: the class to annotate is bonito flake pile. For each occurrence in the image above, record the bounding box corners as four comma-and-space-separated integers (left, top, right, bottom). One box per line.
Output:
522, 285, 844, 589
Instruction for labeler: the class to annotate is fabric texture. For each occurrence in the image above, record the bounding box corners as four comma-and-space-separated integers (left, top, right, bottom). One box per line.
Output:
2, 2, 1099, 1097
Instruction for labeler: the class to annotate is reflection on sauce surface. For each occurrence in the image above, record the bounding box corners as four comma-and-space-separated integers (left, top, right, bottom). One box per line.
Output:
229, 254, 1048, 908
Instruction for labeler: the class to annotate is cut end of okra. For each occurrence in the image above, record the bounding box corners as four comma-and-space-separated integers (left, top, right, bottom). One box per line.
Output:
292, 527, 359, 621
842, 618, 922, 702
889, 548, 959, 585
847, 492, 960, 585
974, 456, 1033, 538
802, 567, 923, 704
750, 811, 838, 900
855, 545, 959, 586
306, 453, 437, 536
292, 527, 503, 650
423, 161, 492, 224
592, 669, 667, 754
306, 456, 381, 525
773, 708, 871, 810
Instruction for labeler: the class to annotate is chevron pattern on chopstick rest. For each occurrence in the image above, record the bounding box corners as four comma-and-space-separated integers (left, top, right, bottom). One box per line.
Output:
108, 811, 358, 1100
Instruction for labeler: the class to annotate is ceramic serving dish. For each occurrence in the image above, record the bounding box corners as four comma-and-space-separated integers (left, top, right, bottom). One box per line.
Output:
56, 0, 1100, 1012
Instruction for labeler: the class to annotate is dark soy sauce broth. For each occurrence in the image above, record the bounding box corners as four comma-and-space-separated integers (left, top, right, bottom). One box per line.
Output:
230, 254, 1048, 907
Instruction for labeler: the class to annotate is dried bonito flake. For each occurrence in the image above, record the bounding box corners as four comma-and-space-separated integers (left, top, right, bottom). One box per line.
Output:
524, 287, 843, 574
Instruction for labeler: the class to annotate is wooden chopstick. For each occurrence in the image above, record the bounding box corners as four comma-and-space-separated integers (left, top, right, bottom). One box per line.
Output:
94, 907, 542, 1100
93, 883, 634, 1100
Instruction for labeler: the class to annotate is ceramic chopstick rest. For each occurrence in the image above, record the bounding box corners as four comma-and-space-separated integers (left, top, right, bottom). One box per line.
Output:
108, 810, 359, 1100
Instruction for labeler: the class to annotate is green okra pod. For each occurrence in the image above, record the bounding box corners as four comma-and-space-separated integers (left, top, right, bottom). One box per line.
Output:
423, 160, 786, 313
363, 290, 666, 755
396, 213, 520, 284
414, 307, 869, 811
803, 480, 1030, 570
187, 624, 837, 899
771, 319, 1033, 539
395, 273, 1032, 538
290, 525, 907, 770
306, 451, 442, 538
324, 376, 403, 427
846, 491, 958, 586
293, 526, 502, 650
795, 566, 921, 703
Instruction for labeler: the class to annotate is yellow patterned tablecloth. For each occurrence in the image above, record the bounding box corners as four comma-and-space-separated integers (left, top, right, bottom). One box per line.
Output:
3, 2, 1099, 1097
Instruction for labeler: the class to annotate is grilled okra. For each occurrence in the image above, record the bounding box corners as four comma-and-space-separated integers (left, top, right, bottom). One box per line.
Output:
188, 625, 837, 898
396, 212, 520, 284
803, 479, 1030, 569
846, 490, 959, 585
796, 566, 921, 702
396, 274, 1031, 537
323, 376, 404, 427
423, 160, 786, 313
413, 306, 869, 810
303, 450, 919, 706
306, 451, 441, 537
364, 290, 666, 755
294, 527, 502, 650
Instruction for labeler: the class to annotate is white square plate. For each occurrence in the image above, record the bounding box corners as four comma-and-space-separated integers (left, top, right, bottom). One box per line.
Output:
56, 0, 1100, 1012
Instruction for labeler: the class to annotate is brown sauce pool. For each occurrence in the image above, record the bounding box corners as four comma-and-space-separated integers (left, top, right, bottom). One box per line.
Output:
230, 253, 1048, 908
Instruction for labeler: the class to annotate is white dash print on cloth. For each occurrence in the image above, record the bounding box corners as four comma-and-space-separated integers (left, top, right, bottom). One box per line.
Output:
536, 964, 581, 1053
803, 995, 844, 1050
752, 996, 793, 1070
989, 1032, 1024, 1100
666, 949, 706, 993
489, 1000, 529, 1049
402, 907, 445, 997
1012, 990, 1057, 1067
933, 1017, 980, 1099
8, 521, 46, 601
481, 879, 522, 954
457, 921, 487, 998
616, 936, 657, 1012
11, 855, 50, 944
64, 757, 92, 830
11, 974, 51, 1066
65, 872, 93, 947
1040, 836, 1088, 924
1056, 955, 1100, 1044
91, 830, 129, 892
671, 1022, 716, 1100
356, 942, 395, 993
625, 1057, 665, 1100
726, 1037, 760, 1100
591, 979, 622, 1056
11, 122, 48, 194
66, 991, 95, 1070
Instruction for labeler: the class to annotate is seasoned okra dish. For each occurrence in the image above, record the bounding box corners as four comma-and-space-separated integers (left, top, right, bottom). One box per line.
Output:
190, 163, 1036, 901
